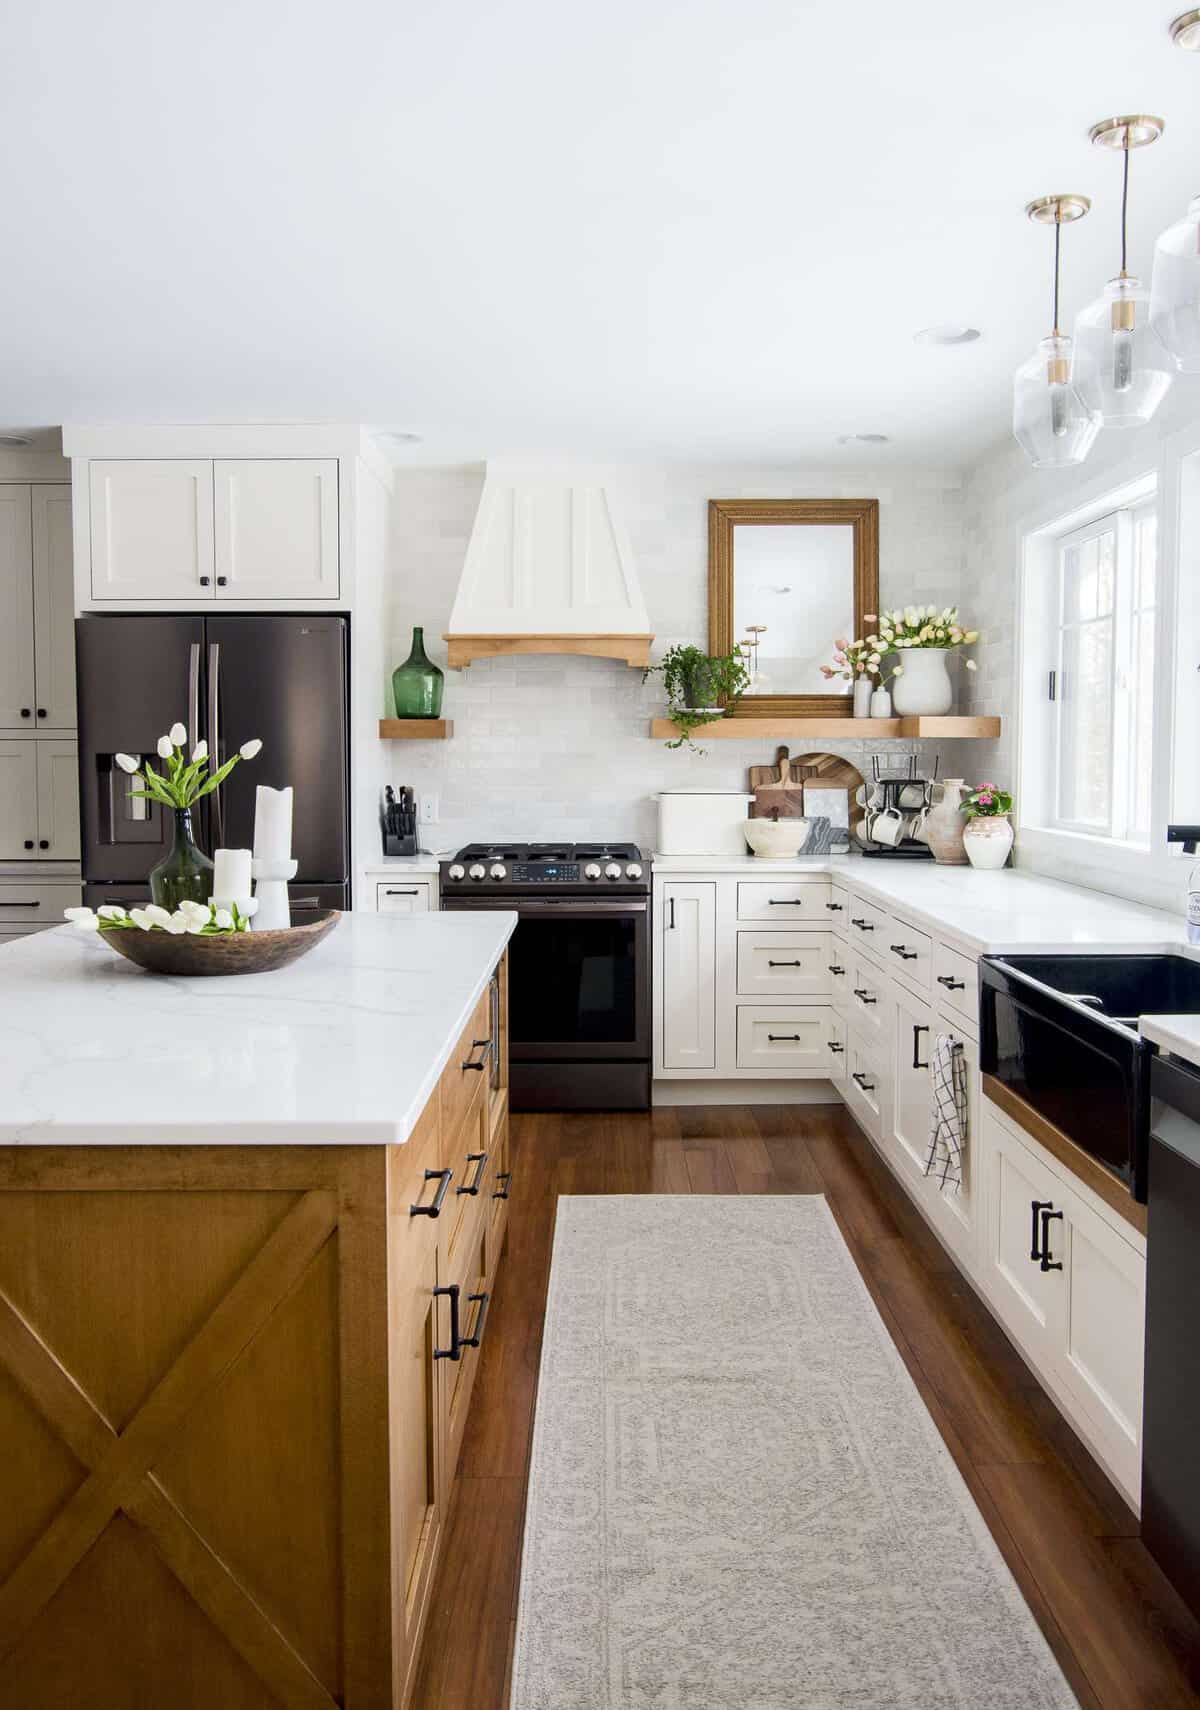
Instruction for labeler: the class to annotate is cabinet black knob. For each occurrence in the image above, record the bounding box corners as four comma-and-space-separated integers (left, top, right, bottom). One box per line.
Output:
38, 839, 49, 850
36, 708, 46, 719
199, 575, 211, 586
216, 575, 228, 586
23, 839, 34, 850
19, 708, 30, 718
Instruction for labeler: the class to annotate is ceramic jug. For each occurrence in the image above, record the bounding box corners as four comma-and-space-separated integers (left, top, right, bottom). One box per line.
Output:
924, 778, 970, 865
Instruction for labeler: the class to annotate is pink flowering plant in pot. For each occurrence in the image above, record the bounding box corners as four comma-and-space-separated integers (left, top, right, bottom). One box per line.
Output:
961, 782, 1014, 870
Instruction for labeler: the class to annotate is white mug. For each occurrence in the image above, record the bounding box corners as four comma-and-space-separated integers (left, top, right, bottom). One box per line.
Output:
872, 806, 906, 847
898, 782, 926, 810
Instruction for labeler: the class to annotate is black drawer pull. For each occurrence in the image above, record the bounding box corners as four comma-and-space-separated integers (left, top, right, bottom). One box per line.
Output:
433, 1284, 462, 1361
462, 1037, 493, 1072
457, 1151, 487, 1195
767, 1033, 802, 1042
825, 901, 844, 912
851, 1071, 876, 1092
493, 1171, 512, 1200
768, 898, 804, 906
410, 1166, 453, 1218
937, 974, 966, 991
767, 959, 804, 967
828, 964, 845, 976
1030, 1199, 1053, 1261
460, 1290, 491, 1349
384, 888, 420, 896
852, 987, 877, 1005
0, 901, 39, 908
891, 944, 918, 960
828, 1040, 844, 1053
669, 896, 676, 929
851, 917, 875, 931
912, 1023, 929, 1069
1039, 1206, 1064, 1272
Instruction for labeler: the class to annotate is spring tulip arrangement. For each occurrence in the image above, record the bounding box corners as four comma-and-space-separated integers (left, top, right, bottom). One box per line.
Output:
821, 607, 981, 683
65, 900, 257, 935
113, 722, 263, 811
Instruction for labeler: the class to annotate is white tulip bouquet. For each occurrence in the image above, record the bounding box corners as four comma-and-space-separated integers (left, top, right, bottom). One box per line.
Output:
65, 900, 256, 936
113, 721, 263, 810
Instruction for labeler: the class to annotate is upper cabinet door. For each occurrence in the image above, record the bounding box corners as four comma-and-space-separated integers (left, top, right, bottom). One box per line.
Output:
213, 460, 339, 601
90, 460, 216, 601
31, 487, 76, 729
0, 487, 35, 730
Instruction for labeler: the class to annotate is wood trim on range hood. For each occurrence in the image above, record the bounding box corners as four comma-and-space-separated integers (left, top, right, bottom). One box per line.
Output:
444, 472, 652, 669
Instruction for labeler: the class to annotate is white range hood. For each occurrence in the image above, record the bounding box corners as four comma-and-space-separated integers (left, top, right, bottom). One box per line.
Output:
444, 467, 652, 668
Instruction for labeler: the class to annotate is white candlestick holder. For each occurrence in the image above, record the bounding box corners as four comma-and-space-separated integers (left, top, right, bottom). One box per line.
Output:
251, 857, 297, 931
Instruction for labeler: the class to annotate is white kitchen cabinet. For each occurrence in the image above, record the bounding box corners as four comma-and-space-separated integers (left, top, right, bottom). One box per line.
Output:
661, 881, 717, 1071
736, 930, 833, 999
980, 1104, 1063, 1359
89, 460, 215, 601
214, 459, 339, 601
0, 488, 35, 730
0, 878, 82, 939
891, 985, 934, 1180
1057, 1195, 1145, 1482
0, 743, 39, 859
735, 1004, 839, 1072
36, 741, 80, 860
375, 879, 434, 914
31, 486, 77, 730
844, 1030, 888, 1142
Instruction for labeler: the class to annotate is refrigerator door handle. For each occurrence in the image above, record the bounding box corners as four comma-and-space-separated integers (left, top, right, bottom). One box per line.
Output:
207, 641, 223, 847
187, 642, 201, 757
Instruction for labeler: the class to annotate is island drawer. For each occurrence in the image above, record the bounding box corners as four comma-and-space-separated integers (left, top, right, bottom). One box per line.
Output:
441, 1210, 490, 1482
934, 942, 979, 1021
442, 1070, 489, 1268
736, 878, 831, 921
440, 984, 494, 1146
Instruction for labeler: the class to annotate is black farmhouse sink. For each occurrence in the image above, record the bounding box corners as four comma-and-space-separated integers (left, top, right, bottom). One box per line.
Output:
979, 953, 1200, 1202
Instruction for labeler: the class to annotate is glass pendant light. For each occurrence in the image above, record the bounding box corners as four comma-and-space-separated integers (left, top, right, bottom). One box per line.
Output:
1150, 16, 1200, 369
1013, 195, 1102, 469
1074, 116, 1172, 425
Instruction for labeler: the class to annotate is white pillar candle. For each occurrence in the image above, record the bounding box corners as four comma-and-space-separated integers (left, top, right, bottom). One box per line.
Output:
212, 847, 253, 902
253, 786, 294, 862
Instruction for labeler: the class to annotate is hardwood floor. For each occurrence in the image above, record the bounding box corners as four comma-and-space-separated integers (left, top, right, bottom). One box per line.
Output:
409, 1103, 1200, 1710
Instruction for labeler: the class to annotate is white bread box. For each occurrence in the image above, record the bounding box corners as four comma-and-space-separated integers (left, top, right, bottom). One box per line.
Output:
657, 791, 754, 856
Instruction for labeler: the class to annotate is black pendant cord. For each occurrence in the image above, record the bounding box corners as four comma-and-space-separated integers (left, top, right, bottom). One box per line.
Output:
1052, 214, 1062, 335
1120, 140, 1131, 276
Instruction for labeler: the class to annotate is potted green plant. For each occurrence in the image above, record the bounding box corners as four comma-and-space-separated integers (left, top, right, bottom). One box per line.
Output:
645, 644, 751, 751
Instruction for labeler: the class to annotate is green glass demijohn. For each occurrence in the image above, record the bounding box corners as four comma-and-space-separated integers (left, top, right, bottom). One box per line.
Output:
149, 808, 215, 911
391, 627, 445, 719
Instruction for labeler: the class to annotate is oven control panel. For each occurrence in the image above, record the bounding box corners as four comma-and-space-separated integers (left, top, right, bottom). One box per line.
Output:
512, 862, 581, 883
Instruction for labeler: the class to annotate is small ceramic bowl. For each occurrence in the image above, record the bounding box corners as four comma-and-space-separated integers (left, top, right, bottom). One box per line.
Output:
744, 818, 811, 859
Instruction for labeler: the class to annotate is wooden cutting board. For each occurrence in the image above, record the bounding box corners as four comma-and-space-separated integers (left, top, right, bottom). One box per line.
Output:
791, 751, 866, 844
748, 748, 808, 819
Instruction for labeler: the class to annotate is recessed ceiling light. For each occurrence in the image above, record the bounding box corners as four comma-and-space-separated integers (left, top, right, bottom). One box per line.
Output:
1171, 8, 1200, 49
913, 325, 982, 346
837, 433, 890, 446
0, 433, 33, 448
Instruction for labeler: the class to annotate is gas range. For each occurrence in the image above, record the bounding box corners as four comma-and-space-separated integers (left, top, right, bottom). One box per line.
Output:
440, 842, 648, 894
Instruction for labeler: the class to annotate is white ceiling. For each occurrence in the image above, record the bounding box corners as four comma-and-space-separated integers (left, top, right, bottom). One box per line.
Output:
4, 0, 1200, 468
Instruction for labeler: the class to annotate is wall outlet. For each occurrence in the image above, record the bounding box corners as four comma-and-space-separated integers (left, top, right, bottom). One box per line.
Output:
420, 794, 438, 825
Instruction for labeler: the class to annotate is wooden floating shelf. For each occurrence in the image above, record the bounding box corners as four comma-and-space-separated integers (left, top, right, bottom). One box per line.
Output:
444, 633, 653, 669
378, 719, 454, 740
648, 715, 1001, 741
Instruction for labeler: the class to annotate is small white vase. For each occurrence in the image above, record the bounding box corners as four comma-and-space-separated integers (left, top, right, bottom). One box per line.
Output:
852, 676, 873, 718
963, 814, 1014, 870
869, 684, 892, 718
892, 649, 954, 716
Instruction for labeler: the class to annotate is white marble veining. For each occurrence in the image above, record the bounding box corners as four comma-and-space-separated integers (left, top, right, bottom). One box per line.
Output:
652, 854, 1195, 957
0, 911, 515, 1146
1140, 1016, 1200, 1073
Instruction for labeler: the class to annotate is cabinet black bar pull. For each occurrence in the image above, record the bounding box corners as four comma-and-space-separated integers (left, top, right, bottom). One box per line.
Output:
825, 901, 844, 911
410, 1166, 453, 1218
669, 896, 676, 929
385, 888, 420, 895
433, 1284, 462, 1361
852, 1071, 876, 1092
462, 1037, 492, 1072
1030, 1199, 1053, 1262
891, 944, 918, 961
937, 975, 966, 991
912, 1023, 929, 1069
768, 898, 804, 906
768, 1033, 802, 1041
457, 1151, 487, 1196
828, 964, 845, 976
852, 987, 877, 1004
493, 1171, 512, 1200
767, 959, 803, 967
460, 1290, 491, 1349
828, 1040, 844, 1053
1039, 1207, 1064, 1272
0, 901, 39, 908
851, 917, 875, 931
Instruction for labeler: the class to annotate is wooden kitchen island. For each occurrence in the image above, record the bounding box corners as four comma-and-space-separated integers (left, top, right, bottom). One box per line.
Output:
0, 911, 515, 1710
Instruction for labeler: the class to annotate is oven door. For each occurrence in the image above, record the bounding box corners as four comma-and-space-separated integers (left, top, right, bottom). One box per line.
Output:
442, 896, 650, 1061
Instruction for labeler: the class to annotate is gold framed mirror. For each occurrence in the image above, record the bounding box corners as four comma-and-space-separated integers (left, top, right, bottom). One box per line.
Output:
708, 498, 879, 717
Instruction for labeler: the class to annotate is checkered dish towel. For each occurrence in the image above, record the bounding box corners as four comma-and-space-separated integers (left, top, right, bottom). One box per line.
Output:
925, 1034, 967, 1193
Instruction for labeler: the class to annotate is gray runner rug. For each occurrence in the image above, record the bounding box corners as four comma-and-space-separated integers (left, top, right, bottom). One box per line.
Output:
511, 1194, 1077, 1709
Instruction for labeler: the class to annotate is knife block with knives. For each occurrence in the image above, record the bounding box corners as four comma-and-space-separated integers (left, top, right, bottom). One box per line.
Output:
382, 785, 420, 856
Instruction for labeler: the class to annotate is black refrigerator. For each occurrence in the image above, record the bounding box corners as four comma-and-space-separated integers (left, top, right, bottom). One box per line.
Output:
76, 614, 350, 913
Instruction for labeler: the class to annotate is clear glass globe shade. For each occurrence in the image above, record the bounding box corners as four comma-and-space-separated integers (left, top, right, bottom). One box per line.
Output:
1012, 335, 1102, 469
1073, 276, 1173, 427
1150, 194, 1200, 374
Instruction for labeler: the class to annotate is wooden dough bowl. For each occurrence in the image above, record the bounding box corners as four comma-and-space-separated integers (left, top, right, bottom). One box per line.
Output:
101, 909, 341, 976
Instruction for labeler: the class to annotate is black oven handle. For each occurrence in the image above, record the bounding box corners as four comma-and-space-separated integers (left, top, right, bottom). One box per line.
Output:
449, 898, 649, 916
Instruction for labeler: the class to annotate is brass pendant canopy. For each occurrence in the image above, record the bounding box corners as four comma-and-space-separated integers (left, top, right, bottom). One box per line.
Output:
1170, 8, 1200, 48
1025, 194, 1091, 226
1088, 114, 1166, 149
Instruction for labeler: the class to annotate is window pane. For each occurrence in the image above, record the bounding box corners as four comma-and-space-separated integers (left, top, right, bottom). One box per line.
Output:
1063, 529, 1115, 622
1128, 608, 1155, 839
1136, 510, 1157, 608
1058, 619, 1113, 829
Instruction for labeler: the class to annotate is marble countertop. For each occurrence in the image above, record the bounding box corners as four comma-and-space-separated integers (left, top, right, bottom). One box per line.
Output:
361, 854, 443, 874
1140, 1016, 1200, 1073
0, 911, 516, 1146
650, 853, 1193, 957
